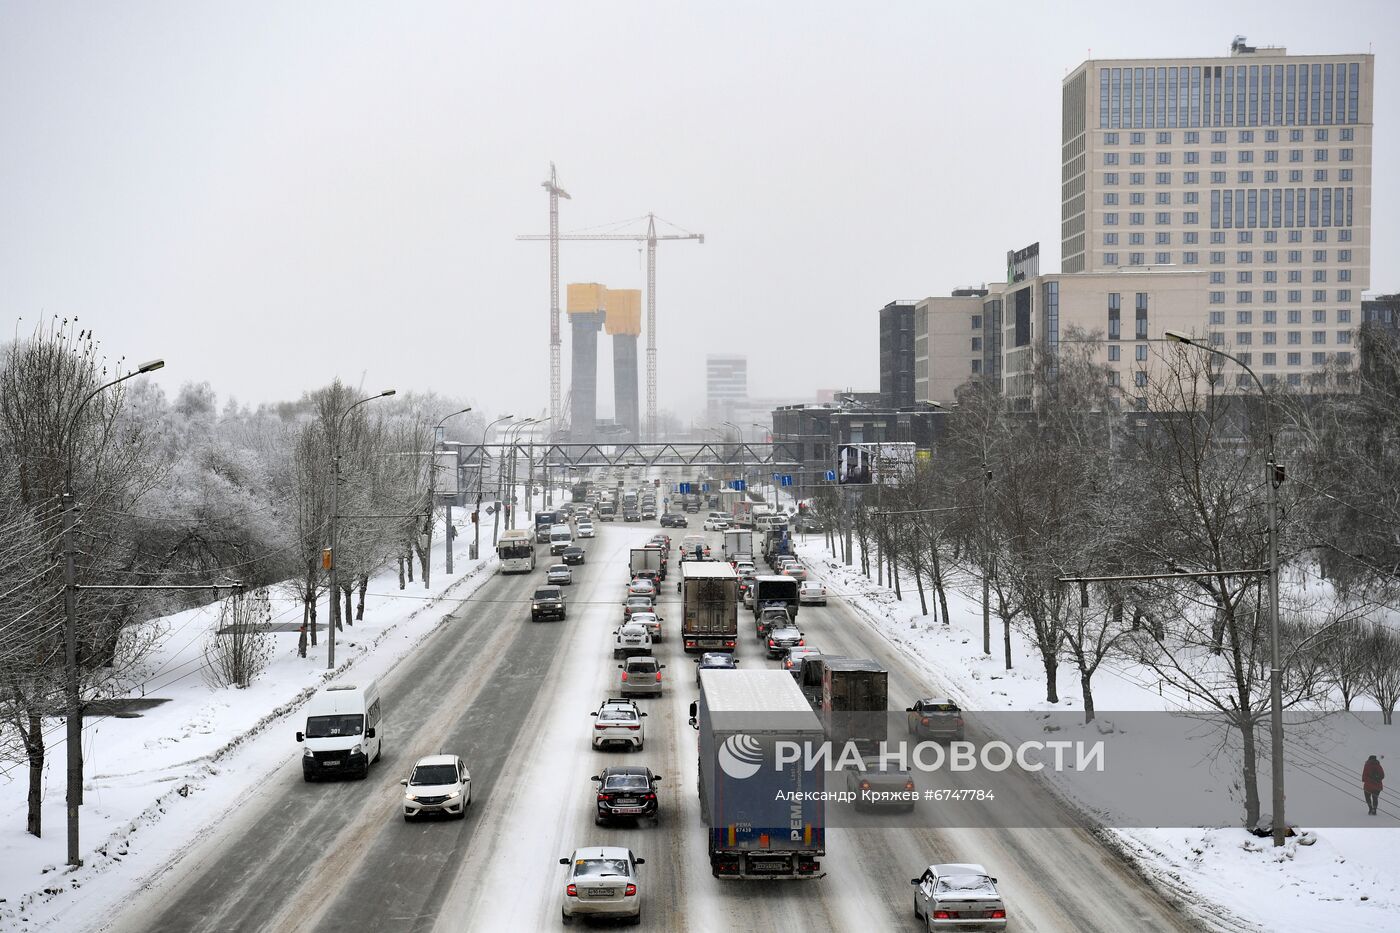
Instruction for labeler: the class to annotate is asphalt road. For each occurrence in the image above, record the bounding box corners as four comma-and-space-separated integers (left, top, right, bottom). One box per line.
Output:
101, 517, 1233, 933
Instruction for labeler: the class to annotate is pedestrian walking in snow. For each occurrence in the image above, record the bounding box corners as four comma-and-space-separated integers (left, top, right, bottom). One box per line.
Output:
1363, 755, 1385, 815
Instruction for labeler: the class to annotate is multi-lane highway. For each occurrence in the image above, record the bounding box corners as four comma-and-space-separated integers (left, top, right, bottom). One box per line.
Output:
102, 517, 1226, 933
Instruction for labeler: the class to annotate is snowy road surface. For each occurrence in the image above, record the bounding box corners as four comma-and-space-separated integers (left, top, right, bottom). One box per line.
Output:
101, 521, 1209, 933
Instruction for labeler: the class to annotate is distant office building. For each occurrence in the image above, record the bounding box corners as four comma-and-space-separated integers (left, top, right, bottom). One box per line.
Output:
706, 354, 748, 420
1062, 39, 1375, 385
878, 301, 917, 409
915, 289, 990, 407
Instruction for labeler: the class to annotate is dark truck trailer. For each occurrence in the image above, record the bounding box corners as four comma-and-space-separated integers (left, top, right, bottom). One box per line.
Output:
681, 562, 738, 652
693, 669, 826, 879
820, 659, 889, 754
750, 575, 799, 621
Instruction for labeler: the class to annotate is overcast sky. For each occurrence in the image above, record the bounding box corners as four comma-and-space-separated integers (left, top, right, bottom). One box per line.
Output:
2, 1, 1396, 422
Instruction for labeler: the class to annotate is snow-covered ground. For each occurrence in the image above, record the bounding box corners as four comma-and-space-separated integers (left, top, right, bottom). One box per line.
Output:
799, 533, 1399, 933
0, 504, 512, 931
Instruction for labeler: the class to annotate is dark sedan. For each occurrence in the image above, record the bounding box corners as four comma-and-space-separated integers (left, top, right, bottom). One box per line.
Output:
591, 766, 662, 824
561, 545, 586, 565
660, 513, 688, 528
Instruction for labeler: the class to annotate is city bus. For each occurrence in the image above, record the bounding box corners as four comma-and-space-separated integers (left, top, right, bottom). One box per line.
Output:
497, 528, 537, 574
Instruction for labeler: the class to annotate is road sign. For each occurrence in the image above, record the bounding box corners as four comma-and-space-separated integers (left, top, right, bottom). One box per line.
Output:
825, 470, 837, 482
780, 474, 793, 487
678, 482, 692, 495
701, 483, 711, 493
728, 479, 747, 491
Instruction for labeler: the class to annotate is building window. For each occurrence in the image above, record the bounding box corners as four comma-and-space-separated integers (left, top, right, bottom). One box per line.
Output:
1210, 310, 1225, 325
1263, 271, 1276, 283
1236, 332, 1253, 345
1313, 351, 1328, 365
1210, 291, 1225, 304
1209, 333, 1225, 347
1313, 229, 1328, 243
971, 314, 982, 329
1130, 233, 1144, 245
1156, 152, 1172, 165
1135, 344, 1148, 361
1337, 309, 1351, 324
1105, 172, 1119, 185
1135, 293, 1148, 338
1104, 252, 1119, 265
1155, 212, 1170, 225
1339, 289, 1352, 301
1211, 151, 1226, 164
1104, 213, 1118, 225
1337, 351, 1353, 365
1183, 251, 1198, 264
1130, 212, 1144, 225
1340, 168, 1353, 182
1105, 132, 1119, 145
1338, 330, 1352, 345
1108, 293, 1121, 340
1238, 230, 1253, 244
1156, 232, 1171, 245
1237, 310, 1253, 325
1130, 173, 1145, 185
1105, 152, 1120, 165
1238, 150, 1254, 163
1184, 170, 1199, 183
1287, 291, 1302, 304
1265, 149, 1279, 162
971, 337, 982, 352
1155, 252, 1170, 264
1239, 251, 1253, 263
1263, 331, 1277, 345
1338, 269, 1352, 283
1210, 171, 1227, 185
1184, 191, 1199, 205
1157, 131, 1172, 145
1184, 231, 1199, 244
1314, 169, 1329, 182
1185, 151, 1200, 165
1264, 170, 1278, 183
1134, 371, 1148, 387
1130, 192, 1146, 205
1290, 149, 1303, 162
1238, 170, 1254, 183
1186, 130, 1199, 144
1314, 149, 1329, 162
1210, 251, 1225, 264
1288, 309, 1302, 324
1288, 332, 1301, 345
1129, 252, 1144, 265
1108, 345, 1120, 361
1287, 352, 1301, 365
1313, 289, 1328, 302
1130, 152, 1146, 165
1104, 193, 1119, 206
1262, 352, 1277, 366
1338, 249, 1351, 263
971, 359, 981, 374
1130, 131, 1145, 145
1312, 331, 1327, 345
1340, 128, 1353, 142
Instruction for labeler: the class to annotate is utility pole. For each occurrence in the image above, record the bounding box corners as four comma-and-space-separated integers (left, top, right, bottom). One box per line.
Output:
62, 358, 165, 867
328, 390, 395, 670
474, 415, 513, 562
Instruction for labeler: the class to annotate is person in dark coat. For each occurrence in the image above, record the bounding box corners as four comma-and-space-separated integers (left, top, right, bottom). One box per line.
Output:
1363, 755, 1385, 815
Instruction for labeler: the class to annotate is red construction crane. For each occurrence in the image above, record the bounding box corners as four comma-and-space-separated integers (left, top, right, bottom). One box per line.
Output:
518, 212, 703, 439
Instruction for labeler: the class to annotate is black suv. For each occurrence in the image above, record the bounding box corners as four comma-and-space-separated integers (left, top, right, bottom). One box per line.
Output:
591, 766, 662, 824
660, 513, 687, 528
531, 587, 566, 622
624, 509, 642, 522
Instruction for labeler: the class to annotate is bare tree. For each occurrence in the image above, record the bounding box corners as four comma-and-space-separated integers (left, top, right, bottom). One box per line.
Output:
203, 590, 274, 688
1364, 622, 1400, 725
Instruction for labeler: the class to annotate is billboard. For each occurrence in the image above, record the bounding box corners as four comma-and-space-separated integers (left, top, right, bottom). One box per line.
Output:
434, 451, 460, 497
836, 445, 873, 485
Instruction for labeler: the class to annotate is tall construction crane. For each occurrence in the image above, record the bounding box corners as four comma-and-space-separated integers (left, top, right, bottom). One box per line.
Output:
519, 212, 703, 440
540, 163, 571, 431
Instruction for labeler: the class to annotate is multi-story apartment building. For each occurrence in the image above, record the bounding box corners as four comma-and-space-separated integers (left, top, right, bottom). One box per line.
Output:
1062, 38, 1374, 387
914, 289, 988, 406
705, 354, 747, 420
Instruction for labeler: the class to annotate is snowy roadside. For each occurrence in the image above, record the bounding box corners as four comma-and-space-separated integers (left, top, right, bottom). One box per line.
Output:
0, 508, 506, 932
798, 537, 1398, 933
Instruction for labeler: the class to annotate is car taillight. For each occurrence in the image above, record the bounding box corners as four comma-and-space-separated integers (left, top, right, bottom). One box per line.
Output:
598, 794, 610, 801
566, 884, 577, 897
989, 909, 1006, 919
685, 640, 696, 648
724, 639, 735, 647
655, 672, 663, 682
797, 639, 804, 646
933, 911, 952, 920
620, 672, 628, 681
920, 717, 930, 726
644, 792, 656, 800
767, 639, 775, 647
594, 724, 608, 730
624, 883, 637, 897
625, 724, 640, 730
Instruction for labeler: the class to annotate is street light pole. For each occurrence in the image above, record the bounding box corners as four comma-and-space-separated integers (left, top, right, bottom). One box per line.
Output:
61, 358, 164, 868
429, 408, 472, 580
328, 389, 396, 671
1165, 329, 1285, 847
475, 415, 513, 561
498, 419, 534, 543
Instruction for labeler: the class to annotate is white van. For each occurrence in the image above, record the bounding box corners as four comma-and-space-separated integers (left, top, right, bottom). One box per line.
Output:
297, 681, 383, 781
549, 523, 574, 555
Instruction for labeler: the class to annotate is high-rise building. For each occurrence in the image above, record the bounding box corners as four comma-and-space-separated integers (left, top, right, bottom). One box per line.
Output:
706, 354, 748, 420
878, 301, 917, 408
1062, 39, 1374, 387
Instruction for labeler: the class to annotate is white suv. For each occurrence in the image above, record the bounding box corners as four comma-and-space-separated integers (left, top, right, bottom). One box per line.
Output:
577, 521, 595, 538
591, 699, 647, 750
399, 754, 471, 821
560, 846, 645, 925
613, 623, 653, 659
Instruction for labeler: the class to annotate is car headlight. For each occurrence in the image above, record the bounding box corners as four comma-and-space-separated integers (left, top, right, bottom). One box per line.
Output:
446, 790, 461, 798
532, 602, 540, 609
405, 793, 419, 801
351, 744, 362, 756
304, 748, 314, 758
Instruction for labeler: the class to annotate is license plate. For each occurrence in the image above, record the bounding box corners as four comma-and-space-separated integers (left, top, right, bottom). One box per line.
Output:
587, 888, 614, 898
750, 861, 789, 873
322, 760, 341, 767
614, 806, 643, 814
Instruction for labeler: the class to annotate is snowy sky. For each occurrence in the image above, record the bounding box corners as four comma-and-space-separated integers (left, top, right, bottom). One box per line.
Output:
2, 1, 1397, 421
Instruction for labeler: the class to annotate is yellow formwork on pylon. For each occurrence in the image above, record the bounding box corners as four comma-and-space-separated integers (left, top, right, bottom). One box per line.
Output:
566, 283, 608, 315
604, 289, 642, 336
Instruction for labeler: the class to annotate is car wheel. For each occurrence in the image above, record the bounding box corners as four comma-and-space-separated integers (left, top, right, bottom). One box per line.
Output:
629, 908, 642, 926
595, 812, 606, 826
561, 908, 573, 926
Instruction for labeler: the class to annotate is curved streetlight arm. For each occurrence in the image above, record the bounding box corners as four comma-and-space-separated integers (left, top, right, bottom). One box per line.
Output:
1163, 332, 1273, 459
64, 359, 166, 492
336, 390, 397, 451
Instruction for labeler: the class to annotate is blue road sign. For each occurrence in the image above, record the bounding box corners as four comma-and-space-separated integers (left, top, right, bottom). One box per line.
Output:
825, 470, 837, 482
701, 483, 711, 493
729, 479, 747, 491
678, 482, 692, 494
780, 474, 793, 487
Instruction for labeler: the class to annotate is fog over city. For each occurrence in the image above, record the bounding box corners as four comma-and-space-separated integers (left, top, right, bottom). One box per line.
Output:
3, 2, 1396, 418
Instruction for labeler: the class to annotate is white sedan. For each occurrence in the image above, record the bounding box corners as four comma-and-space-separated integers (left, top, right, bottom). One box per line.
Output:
577, 522, 595, 538
561, 847, 646, 924
613, 623, 653, 658
400, 754, 471, 821
798, 581, 827, 605
702, 518, 730, 531
629, 611, 663, 643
